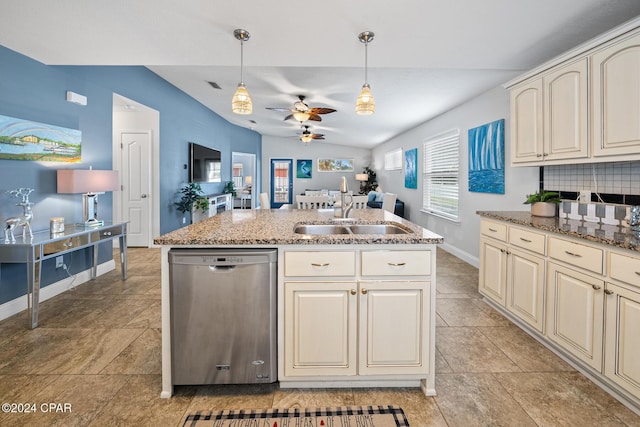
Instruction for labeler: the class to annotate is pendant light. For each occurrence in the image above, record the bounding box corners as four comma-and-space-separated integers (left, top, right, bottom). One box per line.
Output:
356, 31, 375, 115
232, 29, 253, 115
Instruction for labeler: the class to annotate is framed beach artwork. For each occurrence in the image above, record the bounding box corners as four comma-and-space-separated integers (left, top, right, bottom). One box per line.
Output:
317, 158, 354, 172
296, 159, 312, 178
0, 114, 81, 162
468, 119, 505, 194
404, 148, 418, 189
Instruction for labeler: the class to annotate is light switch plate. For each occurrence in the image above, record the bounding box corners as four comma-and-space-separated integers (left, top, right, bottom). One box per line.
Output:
579, 190, 591, 204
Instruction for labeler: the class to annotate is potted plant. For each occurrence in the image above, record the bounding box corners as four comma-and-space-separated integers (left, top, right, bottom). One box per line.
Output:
175, 182, 210, 223
359, 166, 378, 194
524, 190, 561, 217
223, 181, 237, 197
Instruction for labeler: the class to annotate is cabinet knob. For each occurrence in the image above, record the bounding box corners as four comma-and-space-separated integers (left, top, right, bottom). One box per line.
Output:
361, 288, 368, 295
141, 194, 148, 198
592, 284, 602, 291
604, 289, 614, 295
536, 154, 543, 158
350, 289, 357, 295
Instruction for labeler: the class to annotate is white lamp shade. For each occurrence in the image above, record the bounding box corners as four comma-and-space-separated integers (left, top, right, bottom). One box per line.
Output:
356, 173, 369, 181
245, 175, 252, 185
57, 169, 119, 194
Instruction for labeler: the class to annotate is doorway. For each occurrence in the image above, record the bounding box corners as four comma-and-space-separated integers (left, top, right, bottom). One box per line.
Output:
270, 158, 293, 208
112, 94, 160, 247
231, 152, 256, 209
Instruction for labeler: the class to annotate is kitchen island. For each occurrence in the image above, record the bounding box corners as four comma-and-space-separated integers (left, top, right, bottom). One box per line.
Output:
154, 208, 443, 398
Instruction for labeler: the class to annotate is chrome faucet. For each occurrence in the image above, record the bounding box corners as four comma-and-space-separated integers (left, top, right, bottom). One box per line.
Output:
340, 176, 353, 218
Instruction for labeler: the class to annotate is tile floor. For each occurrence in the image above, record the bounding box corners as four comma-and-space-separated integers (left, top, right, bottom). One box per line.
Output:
0, 248, 638, 426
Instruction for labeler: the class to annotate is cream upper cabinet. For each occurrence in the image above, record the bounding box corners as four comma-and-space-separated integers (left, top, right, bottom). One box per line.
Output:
546, 262, 604, 371
604, 281, 640, 400
592, 32, 640, 157
510, 79, 544, 163
543, 58, 589, 161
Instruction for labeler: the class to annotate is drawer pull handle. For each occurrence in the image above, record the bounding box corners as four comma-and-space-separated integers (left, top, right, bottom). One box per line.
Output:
361, 288, 368, 295
350, 289, 357, 295
387, 262, 406, 267
564, 250, 582, 257
592, 284, 602, 291
519, 237, 532, 243
103, 232, 112, 236
635, 272, 640, 277
63, 242, 73, 247
604, 289, 614, 295
311, 263, 329, 267
488, 228, 498, 232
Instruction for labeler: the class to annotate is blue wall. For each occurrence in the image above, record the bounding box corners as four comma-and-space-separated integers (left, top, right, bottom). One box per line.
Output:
0, 45, 261, 304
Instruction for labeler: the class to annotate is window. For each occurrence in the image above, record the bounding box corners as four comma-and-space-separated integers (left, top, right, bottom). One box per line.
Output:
384, 149, 402, 170
422, 129, 460, 221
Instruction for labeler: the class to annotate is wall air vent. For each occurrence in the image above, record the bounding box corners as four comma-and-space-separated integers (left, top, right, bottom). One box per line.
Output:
208, 81, 222, 90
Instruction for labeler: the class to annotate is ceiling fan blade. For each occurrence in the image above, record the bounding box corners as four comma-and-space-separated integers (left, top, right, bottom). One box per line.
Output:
307, 114, 322, 122
312, 134, 325, 139
283, 114, 294, 121
308, 108, 337, 115
266, 107, 293, 113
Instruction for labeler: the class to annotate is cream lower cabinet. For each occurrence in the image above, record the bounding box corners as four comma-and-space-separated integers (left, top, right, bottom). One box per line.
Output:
506, 248, 545, 332
280, 247, 433, 389
546, 262, 604, 371
479, 237, 508, 306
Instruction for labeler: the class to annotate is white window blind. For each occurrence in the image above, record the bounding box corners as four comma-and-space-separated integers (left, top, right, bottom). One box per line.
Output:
422, 129, 460, 221
384, 149, 402, 170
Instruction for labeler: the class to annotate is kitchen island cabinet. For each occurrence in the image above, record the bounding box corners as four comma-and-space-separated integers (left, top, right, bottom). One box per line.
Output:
155, 209, 442, 398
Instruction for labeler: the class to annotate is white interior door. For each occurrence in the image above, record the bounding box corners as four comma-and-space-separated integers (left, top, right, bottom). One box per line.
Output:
121, 131, 151, 247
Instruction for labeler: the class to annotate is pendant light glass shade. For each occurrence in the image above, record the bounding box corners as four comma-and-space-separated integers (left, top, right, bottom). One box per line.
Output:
356, 83, 375, 115
232, 29, 252, 115
292, 111, 311, 122
300, 133, 313, 144
356, 31, 375, 115
232, 83, 253, 115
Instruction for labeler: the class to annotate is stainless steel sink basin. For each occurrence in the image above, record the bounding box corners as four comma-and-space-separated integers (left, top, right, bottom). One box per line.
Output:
293, 225, 351, 235
293, 223, 411, 235
347, 224, 410, 234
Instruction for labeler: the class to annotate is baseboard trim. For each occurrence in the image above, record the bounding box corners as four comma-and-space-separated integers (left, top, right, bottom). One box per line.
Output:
0, 260, 116, 322
439, 242, 479, 268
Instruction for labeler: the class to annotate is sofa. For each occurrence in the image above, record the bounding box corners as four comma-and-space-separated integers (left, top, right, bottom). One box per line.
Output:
367, 199, 405, 218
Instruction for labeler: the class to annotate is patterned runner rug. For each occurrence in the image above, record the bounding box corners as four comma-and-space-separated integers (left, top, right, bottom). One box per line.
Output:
183, 405, 409, 427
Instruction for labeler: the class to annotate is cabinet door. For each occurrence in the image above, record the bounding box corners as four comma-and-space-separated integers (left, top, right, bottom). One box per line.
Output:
283, 281, 357, 376
546, 262, 604, 371
479, 238, 508, 305
543, 58, 589, 161
510, 79, 544, 164
506, 248, 545, 332
604, 282, 640, 400
358, 281, 429, 375
592, 32, 640, 157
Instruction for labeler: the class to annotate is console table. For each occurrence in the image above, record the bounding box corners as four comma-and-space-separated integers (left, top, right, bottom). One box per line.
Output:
0, 221, 127, 328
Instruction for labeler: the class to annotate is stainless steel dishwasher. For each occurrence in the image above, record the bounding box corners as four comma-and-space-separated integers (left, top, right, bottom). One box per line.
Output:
168, 248, 277, 385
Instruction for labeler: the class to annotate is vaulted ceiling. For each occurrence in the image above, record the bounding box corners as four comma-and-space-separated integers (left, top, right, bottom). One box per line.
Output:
2, 0, 640, 147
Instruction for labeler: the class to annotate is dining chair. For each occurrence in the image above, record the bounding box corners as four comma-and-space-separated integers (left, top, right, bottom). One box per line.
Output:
352, 195, 369, 209
259, 192, 270, 209
296, 195, 330, 209
381, 193, 397, 213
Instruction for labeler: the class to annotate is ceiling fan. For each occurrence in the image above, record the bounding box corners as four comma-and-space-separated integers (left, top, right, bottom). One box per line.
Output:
298, 125, 325, 144
267, 95, 337, 122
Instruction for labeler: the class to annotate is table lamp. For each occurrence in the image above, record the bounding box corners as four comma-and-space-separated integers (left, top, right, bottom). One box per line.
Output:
245, 175, 252, 192
57, 168, 119, 227
356, 173, 369, 194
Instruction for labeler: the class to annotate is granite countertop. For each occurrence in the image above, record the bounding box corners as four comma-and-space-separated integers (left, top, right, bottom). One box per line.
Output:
155, 209, 444, 246
477, 210, 640, 252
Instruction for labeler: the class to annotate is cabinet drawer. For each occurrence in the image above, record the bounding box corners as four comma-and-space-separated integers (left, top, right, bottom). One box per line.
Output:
610, 252, 640, 287
40, 235, 90, 257
548, 237, 603, 274
480, 220, 507, 242
91, 225, 123, 242
509, 226, 546, 255
361, 250, 431, 276
284, 251, 355, 277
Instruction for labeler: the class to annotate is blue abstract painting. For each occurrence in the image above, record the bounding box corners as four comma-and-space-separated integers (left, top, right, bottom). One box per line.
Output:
468, 119, 505, 194
404, 148, 417, 189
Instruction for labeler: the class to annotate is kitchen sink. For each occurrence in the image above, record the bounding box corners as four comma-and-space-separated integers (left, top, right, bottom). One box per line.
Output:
293, 223, 411, 235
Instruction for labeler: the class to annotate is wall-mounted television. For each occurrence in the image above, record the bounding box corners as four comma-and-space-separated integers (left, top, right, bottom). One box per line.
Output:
189, 142, 222, 183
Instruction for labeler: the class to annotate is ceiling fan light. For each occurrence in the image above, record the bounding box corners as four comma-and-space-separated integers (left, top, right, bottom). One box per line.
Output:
356, 84, 375, 115
292, 111, 311, 122
232, 83, 253, 115
300, 133, 313, 143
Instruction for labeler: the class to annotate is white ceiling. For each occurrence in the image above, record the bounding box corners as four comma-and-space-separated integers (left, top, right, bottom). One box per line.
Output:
2, 0, 640, 148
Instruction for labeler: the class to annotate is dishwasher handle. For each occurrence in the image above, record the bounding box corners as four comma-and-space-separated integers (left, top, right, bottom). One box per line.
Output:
208, 265, 237, 272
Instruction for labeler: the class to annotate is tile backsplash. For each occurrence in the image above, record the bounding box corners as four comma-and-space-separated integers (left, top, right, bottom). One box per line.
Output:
544, 161, 640, 205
